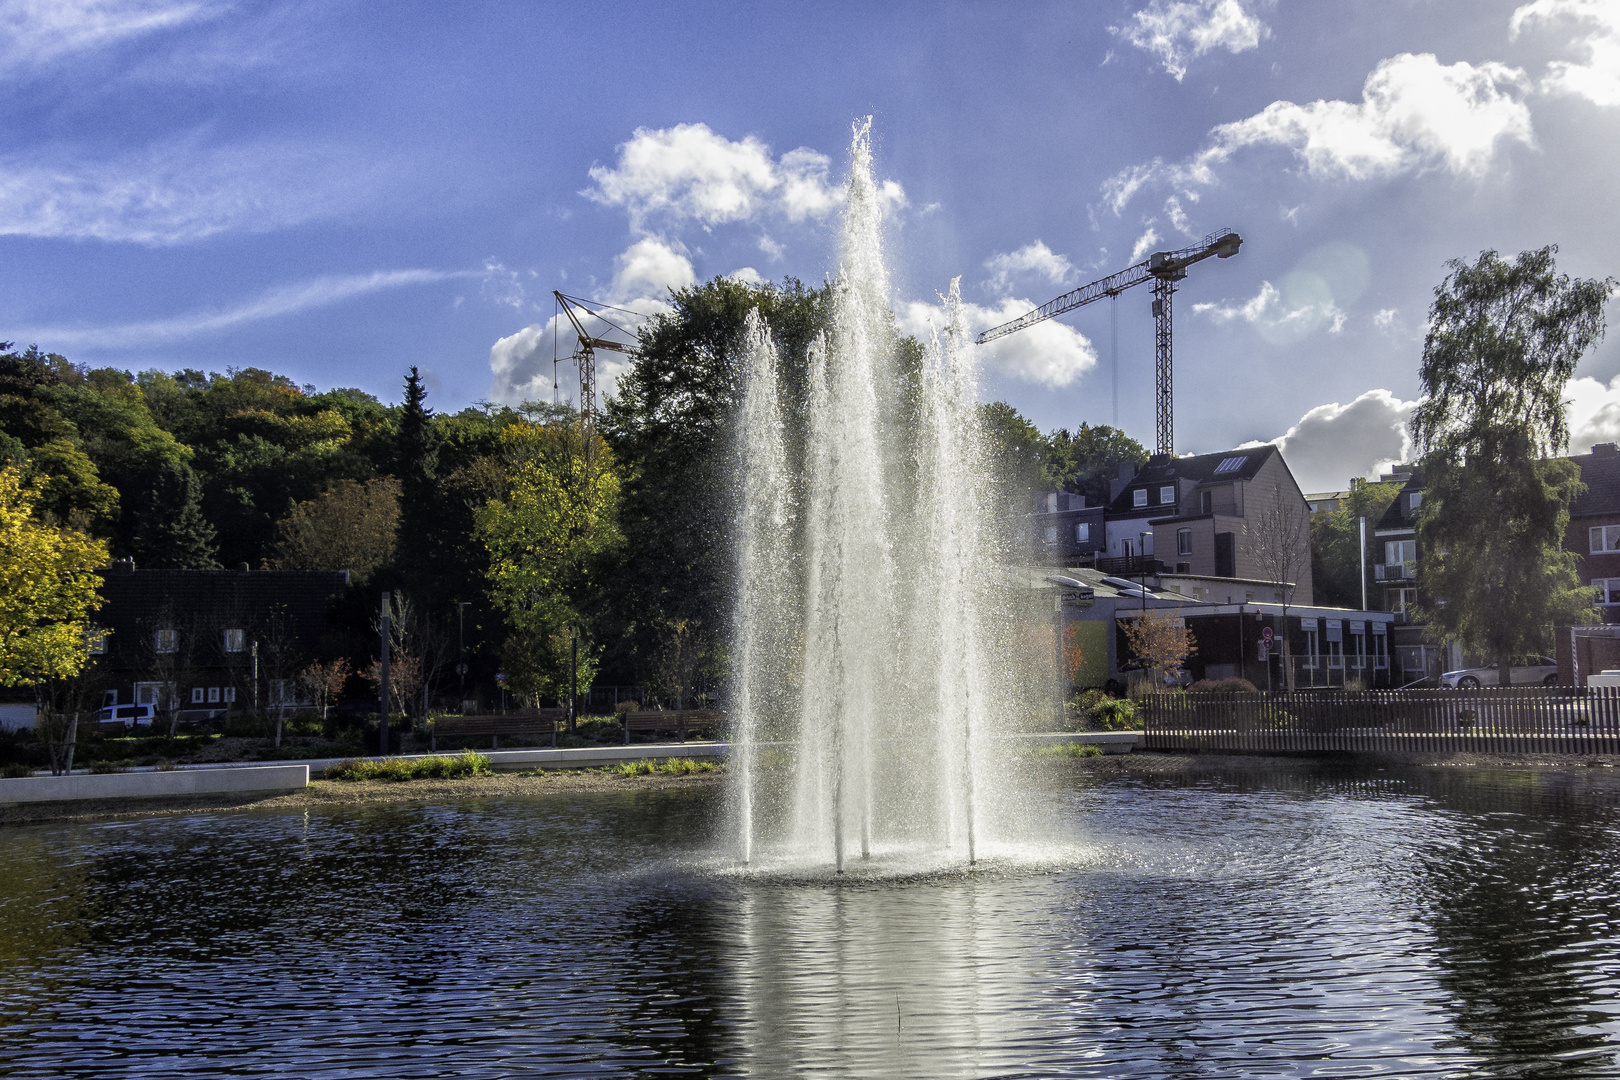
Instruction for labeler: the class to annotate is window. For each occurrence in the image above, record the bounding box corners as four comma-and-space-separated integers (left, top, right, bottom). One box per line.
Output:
1302, 628, 1319, 668
1133, 488, 1148, 508
1349, 621, 1366, 669
1075, 522, 1090, 542
1595, 578, 1620, 605
1214, 455, 1247, 475
1160, 485, 1176, 505
1326, 620, 1344, 669
1373, 624, 1389, 669
154, 628, 178, 654
208, 687, 221, 703
223, 628, 246, 653
1385, 540, 1416, 565
1408, 491, 1423, 511
1199, 490, 1212, 514
1392, 587, 1418, 614
1045, 493, 1058, 513
223, 687, 236, 704
1043, 525, 1058, 543
1591, 526, 1620, 553
1177, 528, 1192, 556
86, 629, 108, 654
191, 687, 205, 704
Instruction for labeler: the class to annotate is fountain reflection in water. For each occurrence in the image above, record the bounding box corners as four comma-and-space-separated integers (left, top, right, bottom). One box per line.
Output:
732, 119, 1024, 873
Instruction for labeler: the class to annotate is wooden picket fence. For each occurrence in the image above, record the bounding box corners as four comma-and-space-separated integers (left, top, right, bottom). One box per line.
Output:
1139, 687, 1620, 755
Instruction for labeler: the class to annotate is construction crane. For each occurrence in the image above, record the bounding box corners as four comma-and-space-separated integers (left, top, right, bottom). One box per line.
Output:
551, 291, 643, 454
976, 229, 1242, 456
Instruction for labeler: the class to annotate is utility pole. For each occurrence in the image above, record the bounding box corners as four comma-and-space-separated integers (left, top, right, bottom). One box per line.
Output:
456, 601, 470, 709
569, 627, 579, 734
1359, 516, 1369, 612
379, 592, 391, 756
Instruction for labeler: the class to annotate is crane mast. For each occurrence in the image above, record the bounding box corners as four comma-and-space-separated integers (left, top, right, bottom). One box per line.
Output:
553, 291, 637, 457
976, 228, 1241, 456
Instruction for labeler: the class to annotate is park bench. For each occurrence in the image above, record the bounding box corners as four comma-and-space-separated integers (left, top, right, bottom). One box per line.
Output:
620, 709, 723, 742
433, 710, 566, 749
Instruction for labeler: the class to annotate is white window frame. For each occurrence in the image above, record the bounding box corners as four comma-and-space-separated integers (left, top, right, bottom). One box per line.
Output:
1043, 525, 1058, 543
191, 687, 205, 704
1133, 489, 1148, 508
154, 628, 178, 654
208, 687, 221, 703
1160, 485, 1176, 505
223, 628, 246, 653
1373, 625, 1389, 669
1177, 528, 1192, 556
1408, 491, 1423, 511
1595, 578, 1620, 605
1076, 522, 1090, 542
1302, 629, 1319, 668
86, 629, 108, 655
223, 687, 237, 704
1385, 539, 1416, 565
1591, 526, 1620, 553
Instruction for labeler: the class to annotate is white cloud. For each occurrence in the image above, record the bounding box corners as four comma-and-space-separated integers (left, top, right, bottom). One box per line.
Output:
1243, 389, 1419, 493
1373, 307, 1398, 329
481, 259, 530, 311
609, 236, 695, 302
1102, 52, 1534, 213
1129, 227, 1162, 263
1164, 195, 1192, 234
1194, 277, 1347, 342
757, 232, 785, 260
21, 268, 462, 350
0, 137, 382, 244
897, 296, 1097, 389
727, 266, 767, 286
0, 0, 219, 69
983, 240, 1076, 294
584, 122, 904, 233
1513, 0, 1620, 107
1565, 372, 1620, 451
1113, 0, 1269, 81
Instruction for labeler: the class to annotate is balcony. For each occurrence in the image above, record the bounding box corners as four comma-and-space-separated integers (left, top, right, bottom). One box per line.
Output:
1374, 561, 1416, 582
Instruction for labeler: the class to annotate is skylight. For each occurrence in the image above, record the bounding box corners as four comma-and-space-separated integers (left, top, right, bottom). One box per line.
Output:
1213, 455, 1247, 475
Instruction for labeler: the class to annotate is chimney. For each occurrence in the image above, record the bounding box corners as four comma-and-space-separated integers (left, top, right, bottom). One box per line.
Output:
237, 562, 250, 572
1109, 461, 1139, 502
1593, 443, 1619, 456
109, 557, 135, 573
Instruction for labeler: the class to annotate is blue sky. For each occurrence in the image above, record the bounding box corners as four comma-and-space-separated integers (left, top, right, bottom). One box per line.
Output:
4, 0, 1619, 491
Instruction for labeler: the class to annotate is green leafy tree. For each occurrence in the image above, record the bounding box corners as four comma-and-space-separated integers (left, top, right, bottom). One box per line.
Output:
477, 421, 620, 709
1310, 478, 1402, 609
0, 464, 109, 687
979, 401, 1049, 503
1411, 246, 1613, 683
1048, 423, 1149, 507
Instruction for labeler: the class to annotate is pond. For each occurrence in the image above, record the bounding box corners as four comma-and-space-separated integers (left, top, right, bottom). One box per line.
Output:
2, 760, 1619, 1078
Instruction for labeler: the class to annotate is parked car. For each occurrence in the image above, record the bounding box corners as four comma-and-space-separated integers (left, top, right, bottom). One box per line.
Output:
96, 703, 156, 728
1439, 656, 1558, 688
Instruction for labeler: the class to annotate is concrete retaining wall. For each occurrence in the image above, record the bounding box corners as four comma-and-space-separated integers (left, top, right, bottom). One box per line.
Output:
0, 765, 309, 805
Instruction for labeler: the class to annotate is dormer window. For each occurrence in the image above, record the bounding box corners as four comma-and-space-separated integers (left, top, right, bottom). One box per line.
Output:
1160, 485, 1176, 505
1408, 491, 1423, 512
1133, 489, 1148, 508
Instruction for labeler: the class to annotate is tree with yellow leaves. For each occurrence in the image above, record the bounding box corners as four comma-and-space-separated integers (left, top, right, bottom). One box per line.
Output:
0, 464, 109, 686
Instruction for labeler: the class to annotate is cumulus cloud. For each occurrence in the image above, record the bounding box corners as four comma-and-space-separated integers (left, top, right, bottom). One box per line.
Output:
1113, 0, 1269, 80
1194, 279, 1346, 340
584, 122, 904, 233
1513, 0, 1620, 107
21, 268, 463, 350
0, 0, 220, 70
1241, 389, 1418, 493
1373, 307, 1398, 330
609, 236, 695, 301
0, 137, 382, 244
1101, 52, 1534, 213
897, 296, 1097, 389
983, 240, 1076, 294
1565, 373, 1620, 451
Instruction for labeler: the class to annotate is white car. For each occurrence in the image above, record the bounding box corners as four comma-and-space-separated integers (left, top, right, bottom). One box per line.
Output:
96, 703, 156, 728
1439, 656, 1558, 688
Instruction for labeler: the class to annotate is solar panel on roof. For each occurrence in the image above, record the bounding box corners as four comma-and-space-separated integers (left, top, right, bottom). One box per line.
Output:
1214, 455, 1247, 475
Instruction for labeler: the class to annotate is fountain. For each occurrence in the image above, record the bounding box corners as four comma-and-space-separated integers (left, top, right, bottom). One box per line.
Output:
731, 120, 1025, 873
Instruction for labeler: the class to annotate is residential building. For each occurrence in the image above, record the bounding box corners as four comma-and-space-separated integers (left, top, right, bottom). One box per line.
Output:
90, 561, 350, 718
1028, 491, 1106, 565
1566, 442, 1620, 624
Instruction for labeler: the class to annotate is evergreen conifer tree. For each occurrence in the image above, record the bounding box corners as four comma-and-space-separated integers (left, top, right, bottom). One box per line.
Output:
127, 460, 219, 569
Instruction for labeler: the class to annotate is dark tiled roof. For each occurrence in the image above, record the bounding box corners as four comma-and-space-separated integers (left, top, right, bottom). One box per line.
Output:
1570, 446, 1620, 518
97, 569, 350, 668
1107, 445, 1280, 514
1374, 471, 1424, 532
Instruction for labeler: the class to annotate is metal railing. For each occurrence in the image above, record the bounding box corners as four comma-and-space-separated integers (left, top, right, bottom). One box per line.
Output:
1140, 686, 1620, 754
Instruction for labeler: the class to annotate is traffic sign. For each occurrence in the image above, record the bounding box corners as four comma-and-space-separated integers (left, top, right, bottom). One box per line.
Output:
1261, 626, 1274, 647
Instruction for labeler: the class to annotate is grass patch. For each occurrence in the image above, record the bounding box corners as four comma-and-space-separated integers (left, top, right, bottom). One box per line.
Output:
1037, 742, 1103, 759
325, 750, 492, 782
607, 758, 723, 777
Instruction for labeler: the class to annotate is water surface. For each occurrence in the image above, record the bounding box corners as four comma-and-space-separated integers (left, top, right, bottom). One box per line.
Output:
3, 762, 1619, 1078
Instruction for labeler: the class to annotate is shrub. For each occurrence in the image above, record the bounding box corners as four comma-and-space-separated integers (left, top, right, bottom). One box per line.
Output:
1038, 742, 1102, 759
1089, 698, 1138, 731
1188, 677, 1259, 694
576, 717, 621, 741
325, 750, 492, 782
1, 763, 30, 778
614, 700, 641, 717
609, 758, 722, 777
90, 761, 130, 774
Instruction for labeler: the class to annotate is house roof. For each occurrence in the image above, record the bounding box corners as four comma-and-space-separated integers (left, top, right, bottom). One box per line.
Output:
1570, 444, 1620, 518
1106, 445, 1282, 515
1373, 470, 1424, 532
